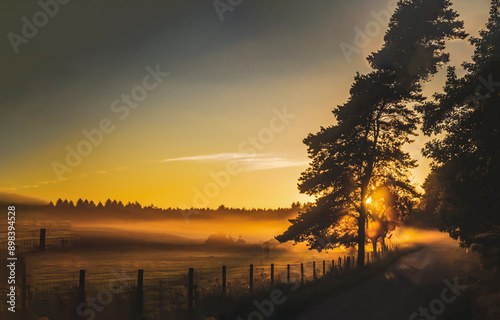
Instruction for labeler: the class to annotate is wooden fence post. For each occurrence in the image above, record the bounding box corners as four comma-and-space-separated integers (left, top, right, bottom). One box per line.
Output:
222, 266, 227, 294
78, 270, 85, 307
323, 261, 326, 276
137, 269, 143, 315
159, 280, 164, 316
332, 260, 335, 272
313, 261, 316, 280
270, 264, 274, 286
338, 257, 342, 269
301, 263, 304, 284
249, 264, 253, 293
287, 264, 290, 284
346, 256, 351, 271
188, 268, 194, 311
39, 228, 46, 250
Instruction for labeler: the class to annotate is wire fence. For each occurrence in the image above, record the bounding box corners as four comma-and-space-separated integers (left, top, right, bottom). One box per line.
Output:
0, 245, 399, 319
0, 228, 78, 256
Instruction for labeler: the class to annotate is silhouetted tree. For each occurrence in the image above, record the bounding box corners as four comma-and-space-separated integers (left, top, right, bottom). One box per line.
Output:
403, 171, 441, 229
277, 0, 465, 267
291, 202, 301, 210
76, 198, 84, 208
418, 0, 500, 268
104, 199, 112, 208
125, 201, 142, 210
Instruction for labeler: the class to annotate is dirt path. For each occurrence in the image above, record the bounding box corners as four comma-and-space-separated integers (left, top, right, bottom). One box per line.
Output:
297, 237, 474, 320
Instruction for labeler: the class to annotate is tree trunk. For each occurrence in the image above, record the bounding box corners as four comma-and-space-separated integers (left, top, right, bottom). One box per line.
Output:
357, 204, 366, 268
372, 237, 378, 255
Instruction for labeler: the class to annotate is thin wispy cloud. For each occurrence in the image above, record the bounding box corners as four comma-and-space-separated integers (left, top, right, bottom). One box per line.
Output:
20, 185, 39, 189
159, 153, 254, 162
4, 154, 307, 192
156, 153, 308, 171
3, 167, 127, 191
37, 180, 60, 185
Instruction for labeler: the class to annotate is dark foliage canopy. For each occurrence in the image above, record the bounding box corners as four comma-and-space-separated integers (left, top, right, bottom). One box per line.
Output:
418, 0, 500, 268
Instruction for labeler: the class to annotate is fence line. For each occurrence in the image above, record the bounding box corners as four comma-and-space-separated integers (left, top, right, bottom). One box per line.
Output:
1, 244, 399, 319
0, 228, 78, 257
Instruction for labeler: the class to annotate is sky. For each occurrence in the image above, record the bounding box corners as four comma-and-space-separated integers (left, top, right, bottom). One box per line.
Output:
0, 0, 493, 209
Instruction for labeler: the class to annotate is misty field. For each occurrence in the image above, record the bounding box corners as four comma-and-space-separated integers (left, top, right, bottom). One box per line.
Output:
0, 208, 434, 319
0, 218, 362, 319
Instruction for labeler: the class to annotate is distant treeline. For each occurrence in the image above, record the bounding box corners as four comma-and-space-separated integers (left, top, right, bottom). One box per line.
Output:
43, 198, 305, 219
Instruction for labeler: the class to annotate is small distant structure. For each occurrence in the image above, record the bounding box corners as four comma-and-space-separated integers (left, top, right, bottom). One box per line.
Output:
263, 242, 271, 258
